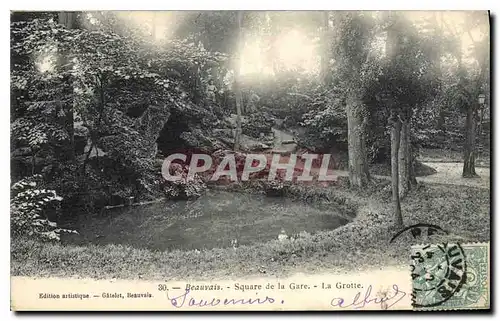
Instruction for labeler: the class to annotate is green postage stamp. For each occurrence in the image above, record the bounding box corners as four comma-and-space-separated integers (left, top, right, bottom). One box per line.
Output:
410, 242, 490, 310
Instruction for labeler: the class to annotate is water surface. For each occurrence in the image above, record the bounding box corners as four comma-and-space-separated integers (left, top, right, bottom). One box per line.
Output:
62, 190, 350, 251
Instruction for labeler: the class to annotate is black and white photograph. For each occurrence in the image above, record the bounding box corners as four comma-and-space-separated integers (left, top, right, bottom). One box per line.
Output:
9, 9, 491, 311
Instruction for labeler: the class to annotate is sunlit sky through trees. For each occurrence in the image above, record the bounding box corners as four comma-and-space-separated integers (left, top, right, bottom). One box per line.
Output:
34, 11, 489, 81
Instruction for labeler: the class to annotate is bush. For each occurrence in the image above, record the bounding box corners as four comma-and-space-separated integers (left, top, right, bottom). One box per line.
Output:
299, 89, 348, 152
241, 112, 275, 138
161, 163, 207, 200
264, 180, 289, 197
10, 175, 77, 241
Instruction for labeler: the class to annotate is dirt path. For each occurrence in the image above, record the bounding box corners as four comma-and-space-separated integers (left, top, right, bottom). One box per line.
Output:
269, 127, 489, 189
271, 128, 297, 153
331, 162, 489, 189
416, 162, 490, 189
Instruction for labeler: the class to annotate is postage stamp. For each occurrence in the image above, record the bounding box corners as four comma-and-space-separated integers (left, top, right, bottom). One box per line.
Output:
410, 242, 490, 310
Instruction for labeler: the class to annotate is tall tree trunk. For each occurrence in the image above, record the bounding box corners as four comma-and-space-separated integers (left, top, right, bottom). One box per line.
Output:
320, 11, 330, 85
441, 13, 485, 178
463, 106, 478, 177
398, 112, 415, 197
435, 12, 445, 135
391, 113, 403, 227
409, 144, 418, 186
234, 83, 243, 150
398, 119, 410, 197
477, 104, 484, 158
346, 94, 370, 187
437, 108, 446, 134
58, 12, 77, 162
233, 11, 243, 151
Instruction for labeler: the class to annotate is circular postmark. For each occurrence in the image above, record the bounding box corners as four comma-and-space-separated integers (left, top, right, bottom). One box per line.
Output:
390, 223, 448, 243
411, 243, 467, 308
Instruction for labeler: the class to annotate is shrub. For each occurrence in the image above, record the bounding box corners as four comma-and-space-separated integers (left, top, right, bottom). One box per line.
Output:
264, 180, 289, 197
10, 175, 77, 241
161, 163, 207, 200
300, 94, 348, 151
241, 112, 275, 138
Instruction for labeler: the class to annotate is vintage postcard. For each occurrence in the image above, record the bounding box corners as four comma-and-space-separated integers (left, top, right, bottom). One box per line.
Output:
10, 10, 490, 311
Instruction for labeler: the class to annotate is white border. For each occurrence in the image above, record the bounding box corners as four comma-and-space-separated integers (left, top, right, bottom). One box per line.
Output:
3, 0, 498, 11
2, 1, 497, 320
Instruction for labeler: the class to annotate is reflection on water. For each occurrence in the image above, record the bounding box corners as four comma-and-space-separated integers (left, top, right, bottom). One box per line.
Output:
61, 190, 350, 251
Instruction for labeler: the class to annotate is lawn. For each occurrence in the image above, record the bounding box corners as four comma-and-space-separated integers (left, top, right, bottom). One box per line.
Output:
11, 180, 490, 281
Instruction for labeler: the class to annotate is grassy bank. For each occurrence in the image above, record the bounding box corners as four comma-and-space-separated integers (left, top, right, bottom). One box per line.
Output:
11, 183, 490, 281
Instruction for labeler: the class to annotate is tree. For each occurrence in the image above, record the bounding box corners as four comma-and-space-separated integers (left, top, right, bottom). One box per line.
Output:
320, 11, 331, 85
380, 13, 440, 198
461, 13, 489, 178
11, 15, 77, 177
373, 13, 442, 225
389, 110, 403, 226
11, 13, 227, 214
57, 12, 79, 161
441, 12, 490, 178
331, 12, 377, 187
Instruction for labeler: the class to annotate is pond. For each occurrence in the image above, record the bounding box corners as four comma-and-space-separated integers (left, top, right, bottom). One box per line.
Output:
61, 190, 351, 251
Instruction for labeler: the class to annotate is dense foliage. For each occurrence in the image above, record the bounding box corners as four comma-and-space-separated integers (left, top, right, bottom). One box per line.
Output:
10, 175, 77, 241
11, 13, 228, 231
10, 11, 489, 242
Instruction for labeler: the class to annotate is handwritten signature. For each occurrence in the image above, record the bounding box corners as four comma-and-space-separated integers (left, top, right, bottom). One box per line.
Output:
165, 284, 405, 309
330, 285, 407, 310
166, 288, 277, 308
